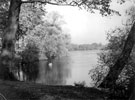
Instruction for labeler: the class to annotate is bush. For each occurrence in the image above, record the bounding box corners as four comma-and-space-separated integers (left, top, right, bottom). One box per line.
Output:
74, 81, 86, 87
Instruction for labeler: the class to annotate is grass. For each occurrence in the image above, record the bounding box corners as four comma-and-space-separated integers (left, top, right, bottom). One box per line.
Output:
0, 80, 108, 100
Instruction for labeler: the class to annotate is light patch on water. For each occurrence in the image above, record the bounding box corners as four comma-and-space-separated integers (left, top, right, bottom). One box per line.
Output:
36, 50, 100, 87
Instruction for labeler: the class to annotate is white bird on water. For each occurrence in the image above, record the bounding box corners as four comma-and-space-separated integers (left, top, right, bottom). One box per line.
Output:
48, 62, 53, 69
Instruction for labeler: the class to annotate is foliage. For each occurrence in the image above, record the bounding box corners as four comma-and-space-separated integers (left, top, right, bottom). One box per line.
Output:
0, 0, 46, 40
89, 29, 135, 100
20, 40, 39, 81
0, 0, 122, 38
18, 12, 70, 82
25, 11, 71, 61
74, 81, 86, 87
13, 2, 47, 81
125, 5, 135, 25
18, 3, 46, 40
21, 0, 119, 16
0, 0, 9, 36
15, 9, 70, 82
89, 26, 135, 100
89, 25, 135, 86
89, 5, 135, 89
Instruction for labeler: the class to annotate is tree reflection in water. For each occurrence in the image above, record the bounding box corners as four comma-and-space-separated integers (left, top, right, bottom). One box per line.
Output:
36, 57, 71, 85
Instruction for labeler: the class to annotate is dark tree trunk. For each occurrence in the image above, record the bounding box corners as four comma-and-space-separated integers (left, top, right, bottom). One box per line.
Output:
0, 0, 21, 80
128, 76, 135, 100
99, 22, 135, 88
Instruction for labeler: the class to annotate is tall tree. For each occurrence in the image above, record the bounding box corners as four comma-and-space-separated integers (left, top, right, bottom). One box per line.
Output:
0, 0, 22, 80
25, 11, 71, 61
99, 22, 135, 88
99, 4, 135, 87
99, 4, 135, 100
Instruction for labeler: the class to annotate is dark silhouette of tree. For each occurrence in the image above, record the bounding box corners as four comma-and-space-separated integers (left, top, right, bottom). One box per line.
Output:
99, 22, 135, 88
99, 5, 135, 100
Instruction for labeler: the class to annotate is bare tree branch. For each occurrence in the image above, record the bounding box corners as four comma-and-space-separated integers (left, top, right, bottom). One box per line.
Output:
21, 0, 76, 6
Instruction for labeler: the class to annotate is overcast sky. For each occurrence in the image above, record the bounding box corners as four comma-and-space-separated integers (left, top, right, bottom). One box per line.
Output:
45, 1, 132, 44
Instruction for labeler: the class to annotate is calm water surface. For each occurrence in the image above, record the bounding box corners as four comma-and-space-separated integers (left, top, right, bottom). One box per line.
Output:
36, 50, 100, 86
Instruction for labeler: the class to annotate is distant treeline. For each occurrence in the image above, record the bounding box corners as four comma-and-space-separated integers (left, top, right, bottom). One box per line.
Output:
69, 43, 105, 51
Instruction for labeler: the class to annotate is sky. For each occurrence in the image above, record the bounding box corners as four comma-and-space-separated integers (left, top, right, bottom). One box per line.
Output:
45, 1, 133, 45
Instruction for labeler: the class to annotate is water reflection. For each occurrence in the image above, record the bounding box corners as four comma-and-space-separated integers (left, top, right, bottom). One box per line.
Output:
36, 57, 71, 85
17, 50, 99, 86
21, 61, 39, 82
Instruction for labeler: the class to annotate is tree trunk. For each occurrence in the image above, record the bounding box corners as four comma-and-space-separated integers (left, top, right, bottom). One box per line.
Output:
128, 76, 135, 100
0, 0, 21, 80
99, 22, 135, 88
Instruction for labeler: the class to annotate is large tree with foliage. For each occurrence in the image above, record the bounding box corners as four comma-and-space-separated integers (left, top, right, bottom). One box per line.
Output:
25, 11, 71, 61
89, 25, 135, 98
90, 4, 135, 99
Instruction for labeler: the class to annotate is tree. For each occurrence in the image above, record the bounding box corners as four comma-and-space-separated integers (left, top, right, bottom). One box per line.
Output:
19, 3, 46, 36
99, 4, 135, 88
20, 40, 39, 81
89, 25, 135, 98
41, 12, 70, 60
0, 0, 22, 80
25, 11, 71, 62
0, 0, 115, 80
93, 5, 135, 99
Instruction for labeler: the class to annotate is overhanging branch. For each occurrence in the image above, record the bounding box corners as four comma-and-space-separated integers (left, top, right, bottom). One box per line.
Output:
21, 0, 77, 6
21, 0, 116, 16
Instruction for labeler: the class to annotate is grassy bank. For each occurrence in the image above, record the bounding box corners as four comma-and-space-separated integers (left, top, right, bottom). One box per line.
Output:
0, 80, 108, 100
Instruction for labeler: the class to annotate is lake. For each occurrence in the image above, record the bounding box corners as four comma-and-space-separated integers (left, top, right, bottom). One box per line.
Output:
36, 50, 100, 87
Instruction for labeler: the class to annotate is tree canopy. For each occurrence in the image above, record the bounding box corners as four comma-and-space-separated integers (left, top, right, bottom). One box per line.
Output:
24, 11, 71, 60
